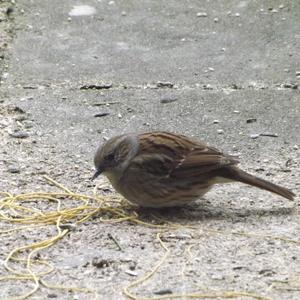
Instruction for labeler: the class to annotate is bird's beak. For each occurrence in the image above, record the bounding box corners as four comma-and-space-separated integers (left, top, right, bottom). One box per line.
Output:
91, 168, 103, 181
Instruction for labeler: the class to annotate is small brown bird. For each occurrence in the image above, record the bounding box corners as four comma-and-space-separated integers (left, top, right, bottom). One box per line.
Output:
92, 132, 295, 207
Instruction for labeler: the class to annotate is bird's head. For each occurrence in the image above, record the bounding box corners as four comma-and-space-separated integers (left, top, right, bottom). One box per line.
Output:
92, 134, 139, 181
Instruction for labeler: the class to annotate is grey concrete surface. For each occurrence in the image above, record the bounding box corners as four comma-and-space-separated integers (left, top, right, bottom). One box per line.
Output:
0, 0, 299, 299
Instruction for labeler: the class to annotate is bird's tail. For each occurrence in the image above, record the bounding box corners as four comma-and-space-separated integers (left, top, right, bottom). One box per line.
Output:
219, 166, 295, 201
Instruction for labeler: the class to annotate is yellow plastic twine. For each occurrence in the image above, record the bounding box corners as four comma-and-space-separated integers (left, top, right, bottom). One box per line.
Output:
0, 175, 298, 299
0, 176, 130, 299
123, 233, 271, 300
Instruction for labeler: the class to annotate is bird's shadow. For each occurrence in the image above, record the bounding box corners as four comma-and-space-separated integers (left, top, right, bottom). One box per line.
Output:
130, 199, 295, 225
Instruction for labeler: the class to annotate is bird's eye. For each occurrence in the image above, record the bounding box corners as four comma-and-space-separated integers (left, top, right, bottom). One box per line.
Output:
106, 153, 115, 161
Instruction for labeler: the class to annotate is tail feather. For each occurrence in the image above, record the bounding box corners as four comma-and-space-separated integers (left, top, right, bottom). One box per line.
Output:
220, 167, 295, 201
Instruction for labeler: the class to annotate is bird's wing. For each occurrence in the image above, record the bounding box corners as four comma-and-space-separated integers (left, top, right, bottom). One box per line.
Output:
131, 131, 239, 179
170, 148, 238, 179
127, 153, 175, 178
127, 149, 237, 180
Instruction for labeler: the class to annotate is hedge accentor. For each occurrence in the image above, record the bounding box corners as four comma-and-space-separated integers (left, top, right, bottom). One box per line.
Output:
92, 132, 295, 207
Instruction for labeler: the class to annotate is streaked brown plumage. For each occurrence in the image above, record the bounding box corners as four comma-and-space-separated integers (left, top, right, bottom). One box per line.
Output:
92, 131, 295, 207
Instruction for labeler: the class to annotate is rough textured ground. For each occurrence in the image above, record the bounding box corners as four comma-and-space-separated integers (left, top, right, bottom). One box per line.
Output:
0, 0, 299, 299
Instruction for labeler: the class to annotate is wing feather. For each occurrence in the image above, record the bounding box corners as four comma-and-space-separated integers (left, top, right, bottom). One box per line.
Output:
128, 131, 239, 180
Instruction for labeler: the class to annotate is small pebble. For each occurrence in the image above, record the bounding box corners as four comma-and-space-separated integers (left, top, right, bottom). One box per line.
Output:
259, 269, 276, 276
23, 121, 34, 129
211, 274, 224, 280
92, 258, 111, 268
157, 81, 174, 88
283, 83, 292, 88
129, 262, 136, 270
233, 110, 240, 114
279, 4, 285, 9
121, 11, 127, 16
7, 166, 20, 174
94, 112, 110, 118
80, 83, 112, 90
118, 113, 122, 119
160, 97, 178, 104
217, 129, 224, 134
293, 145, 299, 150
250, 134, 260, 139
15, 115, 28, 121
283, 83, 298, 89
214, 17, 219, 22
6, 7, 14, 16
213, 120, 220, 124
203, 84, 213, 90
296, 71, 300, 76
235, 13, 240, 17
230, 83, 241, 90
59, 224, 77, 231
125, 270, 138, 276
154, 289, 173, 295
196, 12, 207, 17
260, 133, 278, 137
246, 118, 257, 124
9, 131, 29, 139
